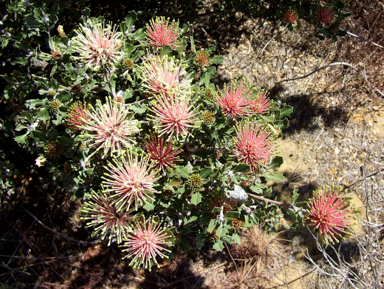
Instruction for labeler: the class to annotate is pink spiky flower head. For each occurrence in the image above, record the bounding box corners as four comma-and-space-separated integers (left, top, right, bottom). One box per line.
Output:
307, 187, 353, 245
144, 135, 181, 173
142, 55, 192, 98
102, 153, 159, 211
81, 97, 139, 158
81, 191, 133, 245
249, 90, 271, 115
317, 7, 334, 24
146, 17, 181, 49
66, 101, 90, 132
217, 80, 253, 119
283, 10, 298, 24
233, 121, 276, 172
122, 217, 173, 271
71, 18, 124, 70
149, 94, 196, 139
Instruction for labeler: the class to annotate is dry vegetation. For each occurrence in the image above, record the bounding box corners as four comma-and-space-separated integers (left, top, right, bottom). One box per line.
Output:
1, 0, 383, 288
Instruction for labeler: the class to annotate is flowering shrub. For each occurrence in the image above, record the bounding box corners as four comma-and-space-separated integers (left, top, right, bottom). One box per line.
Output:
0, 5, 351, 272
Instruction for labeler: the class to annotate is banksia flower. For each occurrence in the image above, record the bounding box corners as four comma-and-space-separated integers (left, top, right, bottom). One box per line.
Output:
122, 217, 172, 270
71, 84, 82, 95
317, 7, 334, 24
66, 101, 90, 132
51, 51, 62, 60
249, 92, 271, 114
142, 55, 191, 98
217, 80, 253, 119
283, 10, 298, 24
307, 187, 353, 245
81, 97, 139, 157
150, 94, 196, 139
202, 111, 215, 126
233, 122, 275, 172
144, 136, 181, 173
102, 153, 159, 211
146, 17, 180, 49
204, 88, 216, 101
122, 58, 134, 70
81, 191, 133, 245
44, 141, 63, 159
71, 19, 124, 70
187, 174, 203, 191
49, 100, 61, 113
195, 50, 210, 66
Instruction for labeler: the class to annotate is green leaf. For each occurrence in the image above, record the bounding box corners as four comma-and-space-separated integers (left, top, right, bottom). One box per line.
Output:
191, 192, 202, 205
14, 134, 29, 145
290, 189, 299, 205
233, 164, 251, 173
196, 232, 205, 250
179, 238, 190, 251
232, 233, 241, 244
213, 240, 224, 251
30, 131, 48, 142
200, 168, 211, 178
184, 215, 198, 224
26, 17, 41, 28
143, 203, 155, 211
122, 11, 137, 33
269, 156, 283, 170
57, 136, 73, 146
280, 105, 293, 118
208, 44, 216, 52
207, 219, 216, 233
129, 103, 146, 114
264, 173, 285, 182
215, 225, 228, 237
209, 55, 224, 65
190, 36, 196, 53
176, 166, 190, 179
38, 108, 50, 121
199, 67, 216, 86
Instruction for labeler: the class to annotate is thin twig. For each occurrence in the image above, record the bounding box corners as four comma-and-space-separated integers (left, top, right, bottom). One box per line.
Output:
23, 208, 99, 245
265, 267, 317, 289
343, 167, 384, 189
247, 193, 289, 207
275, 62, 384, 97
342, 29, 384, 49
225, 241, 239, 272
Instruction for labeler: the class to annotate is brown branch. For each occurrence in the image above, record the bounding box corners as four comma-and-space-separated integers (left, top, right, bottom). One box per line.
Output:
23, 208, 99, 246
247, 193, 290, 208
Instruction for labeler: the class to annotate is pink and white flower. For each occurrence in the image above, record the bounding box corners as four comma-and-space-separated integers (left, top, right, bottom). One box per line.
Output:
102, 153, 159, 211
122, 218, 172, 270
317, 7, 334, 24
81, 191, 133, 245
144, 136, 181, 173
71, 19, 124, 70
307, 188, 352, 245
233, 122, 275, 172
146, 17, 180, 49
217, 80, 253, 119
142, 55, 191, 98
150, 94, 196, 139
81, 97, 139, 157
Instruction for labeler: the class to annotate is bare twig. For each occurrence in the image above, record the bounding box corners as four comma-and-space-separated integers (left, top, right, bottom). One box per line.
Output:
275, 62, 384, 97
342, 29, 384, 49
23, 208, 99, 245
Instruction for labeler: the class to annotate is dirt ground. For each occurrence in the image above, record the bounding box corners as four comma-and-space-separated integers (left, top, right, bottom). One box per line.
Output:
1, 0, 383, 288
